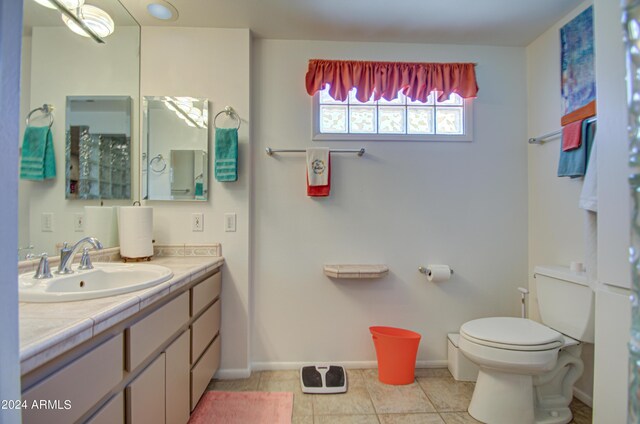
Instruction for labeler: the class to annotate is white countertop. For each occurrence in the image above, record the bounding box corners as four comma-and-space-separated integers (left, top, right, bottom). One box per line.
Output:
19, 256, 224, 375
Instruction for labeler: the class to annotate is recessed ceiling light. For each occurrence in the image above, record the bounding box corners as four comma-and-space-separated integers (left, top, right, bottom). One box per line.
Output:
62, 5, 115, 38
147, 1, 178, 21
33, 0, 84, 10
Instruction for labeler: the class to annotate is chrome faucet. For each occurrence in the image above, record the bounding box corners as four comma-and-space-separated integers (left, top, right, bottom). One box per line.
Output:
57, 237, 103, 274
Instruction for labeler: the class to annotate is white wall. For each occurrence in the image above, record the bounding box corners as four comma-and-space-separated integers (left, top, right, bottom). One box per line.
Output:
251, 39, 528, 367
525, 0, 595, 404
25, 26, 139, 255
140, 27, 252, 376
1, 0, 24, 420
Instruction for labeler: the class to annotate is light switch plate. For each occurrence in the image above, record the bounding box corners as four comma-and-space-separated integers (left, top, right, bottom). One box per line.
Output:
192, 213, 204, 232
41, 212, 54, 232
74, 213, 84, 232
224, 213, 236, 232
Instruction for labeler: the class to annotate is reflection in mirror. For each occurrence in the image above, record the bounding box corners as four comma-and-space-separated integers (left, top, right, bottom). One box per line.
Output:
143, 97, 209, 201
66, 96, 132, 200
18, 0, 140, 259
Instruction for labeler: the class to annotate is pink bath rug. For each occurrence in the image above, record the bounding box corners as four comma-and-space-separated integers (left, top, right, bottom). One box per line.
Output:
188, 391, 293, 424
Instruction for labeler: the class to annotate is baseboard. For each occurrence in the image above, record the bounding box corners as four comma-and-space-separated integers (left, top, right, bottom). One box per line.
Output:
214, 368, 251, 380
250, 360, 448, 371
416, 360, 448, 368
573, 387, 593, 408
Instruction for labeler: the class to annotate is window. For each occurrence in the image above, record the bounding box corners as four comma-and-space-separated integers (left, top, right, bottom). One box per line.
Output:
313, 86, 473, 141
306, 59, 477, 142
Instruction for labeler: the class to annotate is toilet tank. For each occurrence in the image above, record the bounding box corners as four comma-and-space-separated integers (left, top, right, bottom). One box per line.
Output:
535, 265, 595, 343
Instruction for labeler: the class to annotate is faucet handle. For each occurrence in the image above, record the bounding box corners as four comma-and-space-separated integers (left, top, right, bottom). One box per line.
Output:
33, 253, 53, 279
78, 247, 94, 270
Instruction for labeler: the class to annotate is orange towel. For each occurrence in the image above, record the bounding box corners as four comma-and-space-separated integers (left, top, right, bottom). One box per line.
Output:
562, 120, 583, 151
307, 155, 330, 197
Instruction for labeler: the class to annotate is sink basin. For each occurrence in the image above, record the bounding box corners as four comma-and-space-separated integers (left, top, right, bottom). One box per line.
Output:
19, 263, 174, 302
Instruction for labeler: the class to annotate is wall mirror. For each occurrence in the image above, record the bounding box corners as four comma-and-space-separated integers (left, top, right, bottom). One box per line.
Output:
19, 0, 140, 258
143, 96, 209, 201
66, 96, 132, 200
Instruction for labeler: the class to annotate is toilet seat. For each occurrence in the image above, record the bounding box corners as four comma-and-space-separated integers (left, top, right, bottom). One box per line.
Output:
460, 317, 564, 351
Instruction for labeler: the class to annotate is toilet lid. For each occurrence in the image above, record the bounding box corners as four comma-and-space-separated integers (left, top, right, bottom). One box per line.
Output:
460, 317, 564, 350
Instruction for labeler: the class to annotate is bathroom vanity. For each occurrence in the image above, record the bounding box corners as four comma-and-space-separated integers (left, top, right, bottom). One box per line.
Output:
18, 255, 223, 424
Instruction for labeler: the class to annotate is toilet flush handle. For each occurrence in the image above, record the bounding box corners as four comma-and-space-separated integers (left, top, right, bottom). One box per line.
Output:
518, 287, 530, 318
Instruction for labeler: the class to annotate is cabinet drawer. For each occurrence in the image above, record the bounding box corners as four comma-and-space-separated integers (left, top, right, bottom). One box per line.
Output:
127, 292, 189, 371
191, 336, 221, 411
86, 392, 124, 424
22, 334, 123, 424
191, 272, 221, 317
191, 299, 221, 363
127, 353, 165, 424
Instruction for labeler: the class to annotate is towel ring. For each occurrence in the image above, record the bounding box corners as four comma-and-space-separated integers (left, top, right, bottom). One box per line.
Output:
26, 104, 54, 128
214, 106, 241, 130
149, 154, 167, 173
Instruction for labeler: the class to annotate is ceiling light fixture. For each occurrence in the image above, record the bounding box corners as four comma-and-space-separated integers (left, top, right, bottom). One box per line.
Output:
146, 0, 179, 21
33, 0, 84, 10
62, 5, 115, 39
163, 97, 206, 128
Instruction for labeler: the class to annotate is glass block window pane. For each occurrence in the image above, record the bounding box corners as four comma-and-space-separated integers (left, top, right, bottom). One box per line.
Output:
316, 84, 469, 139
378, 93, 405, 105
436, 93, 463, 105
350, 106, 377, 133
319, 88, 346, 104
349, 90, 375, 105
407, 92, 435, 105
435, 107, 464, 134
407, 107, 434, 134
378, 107, 405, 133
320, 105, 348, 133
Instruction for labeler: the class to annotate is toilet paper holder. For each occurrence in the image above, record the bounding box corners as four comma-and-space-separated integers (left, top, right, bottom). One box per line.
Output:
418, 265, 454, 276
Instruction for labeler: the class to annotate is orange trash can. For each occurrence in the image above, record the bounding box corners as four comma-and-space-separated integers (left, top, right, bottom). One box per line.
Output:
370, 326, 421, 385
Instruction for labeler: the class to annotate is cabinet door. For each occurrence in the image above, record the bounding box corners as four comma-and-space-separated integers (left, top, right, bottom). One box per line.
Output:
127, 353, 166, 424
166, 330, 190, 424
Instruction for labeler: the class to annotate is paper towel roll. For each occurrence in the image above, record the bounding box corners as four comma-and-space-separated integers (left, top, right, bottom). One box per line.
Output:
84, 206, 119, 248
427, 265, 451, 282
118, 206, 153, 259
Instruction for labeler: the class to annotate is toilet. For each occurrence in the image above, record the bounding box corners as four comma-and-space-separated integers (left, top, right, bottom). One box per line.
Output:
459, 265, 594, 424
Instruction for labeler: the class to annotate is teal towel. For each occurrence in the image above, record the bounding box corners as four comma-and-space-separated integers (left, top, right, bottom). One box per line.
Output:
20, 126, 56, 181
215, 127, 238, 182
195, 181, 204, 197
557, 120, 596, 178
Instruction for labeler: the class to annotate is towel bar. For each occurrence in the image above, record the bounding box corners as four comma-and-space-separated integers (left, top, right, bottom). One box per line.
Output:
528, 116, 596, 144
266, 147, 365, 156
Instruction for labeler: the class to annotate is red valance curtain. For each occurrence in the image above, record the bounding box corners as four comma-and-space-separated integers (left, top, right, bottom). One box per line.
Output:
305, 59, 478, 103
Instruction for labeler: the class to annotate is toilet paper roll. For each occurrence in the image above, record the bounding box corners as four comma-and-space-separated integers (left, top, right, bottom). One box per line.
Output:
427, 265, 452, 282
84, 206, 119, 248
118, 206, 153, 258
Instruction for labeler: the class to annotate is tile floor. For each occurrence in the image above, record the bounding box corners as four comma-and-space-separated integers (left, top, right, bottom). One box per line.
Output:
207, 368, 592, 424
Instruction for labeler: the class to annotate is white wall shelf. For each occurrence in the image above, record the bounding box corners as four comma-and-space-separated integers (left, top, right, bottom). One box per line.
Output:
323, 264, 389, 279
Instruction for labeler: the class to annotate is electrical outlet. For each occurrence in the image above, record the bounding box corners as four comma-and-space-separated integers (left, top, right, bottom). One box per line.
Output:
192, 213, 204, 232
41, 212, 54, 232
224, 213, 236, 232
73, 213, 84, 232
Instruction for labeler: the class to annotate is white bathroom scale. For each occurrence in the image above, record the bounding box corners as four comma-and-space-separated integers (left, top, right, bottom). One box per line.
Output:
300, 365, 347, 394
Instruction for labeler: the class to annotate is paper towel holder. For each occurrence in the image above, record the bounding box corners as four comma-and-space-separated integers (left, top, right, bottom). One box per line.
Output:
418, 265, 454, 276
